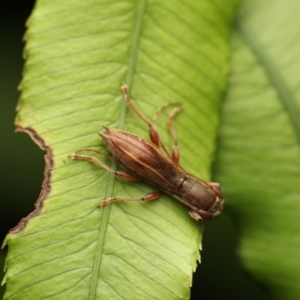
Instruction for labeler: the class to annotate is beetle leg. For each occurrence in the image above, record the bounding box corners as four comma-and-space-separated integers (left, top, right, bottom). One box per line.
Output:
122, 84, 161, 145
121, 84, 182, 163
121, 84, 153, 128
98, 191, 162, 207
188, 209, 203, 221
72, 148, 116, 162
122, 84, 163, 148
153, 103, 182, 163
207, 182, 223, 199
122, 84, 165, 151
168, 107, 181, 164
208, 182, 220, 188
69, 153, 139, 181
189, 209, 214, 221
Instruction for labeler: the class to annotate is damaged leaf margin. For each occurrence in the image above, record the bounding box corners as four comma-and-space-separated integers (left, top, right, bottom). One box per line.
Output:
4, 126, 52, 237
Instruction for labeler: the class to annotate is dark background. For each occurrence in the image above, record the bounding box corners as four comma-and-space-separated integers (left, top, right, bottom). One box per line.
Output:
0, 1, 268, 299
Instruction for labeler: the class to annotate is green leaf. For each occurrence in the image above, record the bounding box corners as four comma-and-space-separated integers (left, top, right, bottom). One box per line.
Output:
215, 0, 300, 298
3, 1, 238, 299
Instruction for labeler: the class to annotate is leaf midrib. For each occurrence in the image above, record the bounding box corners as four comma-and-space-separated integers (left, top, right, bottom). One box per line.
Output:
89, 1, 147, 298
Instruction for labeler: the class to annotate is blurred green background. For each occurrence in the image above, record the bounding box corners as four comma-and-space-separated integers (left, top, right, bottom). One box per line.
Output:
0, 1, 269, 299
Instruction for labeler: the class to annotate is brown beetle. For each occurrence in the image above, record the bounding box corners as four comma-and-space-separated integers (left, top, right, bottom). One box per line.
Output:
70, 85, 224, 221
